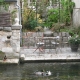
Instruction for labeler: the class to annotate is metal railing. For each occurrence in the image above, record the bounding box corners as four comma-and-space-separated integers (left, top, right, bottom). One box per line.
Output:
21, 32, 70, 49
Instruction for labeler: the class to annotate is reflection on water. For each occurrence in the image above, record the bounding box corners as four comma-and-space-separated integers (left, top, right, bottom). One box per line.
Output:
0, 62, 80, 80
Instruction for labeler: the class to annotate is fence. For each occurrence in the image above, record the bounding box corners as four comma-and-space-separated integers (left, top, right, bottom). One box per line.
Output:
21, 32, 70, 49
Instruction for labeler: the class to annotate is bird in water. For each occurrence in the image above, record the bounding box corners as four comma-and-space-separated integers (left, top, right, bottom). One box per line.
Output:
34, 70, 51, 76
3, 55, 7, 61
46, 71, 52, 76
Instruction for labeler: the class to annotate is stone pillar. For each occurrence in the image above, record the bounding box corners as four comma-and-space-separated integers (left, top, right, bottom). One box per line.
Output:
72, 0, 80, 27
1, 18, 22, 59
11, 20, 22, 53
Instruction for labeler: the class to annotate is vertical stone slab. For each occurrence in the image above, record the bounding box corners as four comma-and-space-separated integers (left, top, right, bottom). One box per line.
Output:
11, 24, 22, 53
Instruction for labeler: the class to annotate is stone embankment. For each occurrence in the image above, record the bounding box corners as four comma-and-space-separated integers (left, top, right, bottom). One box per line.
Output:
0, 59, 19, 64
0, 47, 80, 64
20, 47, 80, 63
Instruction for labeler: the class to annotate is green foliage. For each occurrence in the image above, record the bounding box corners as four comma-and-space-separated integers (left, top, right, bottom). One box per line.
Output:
25, 18, 37, 30
0, 0, 4, 3
0, 50, 5, 60
23, 7, 38, 31
22, 0, 75, 31
43, 0, 75, 28
47, 9, 59, 23
44, 8, 59, 28
60, 0, 75, 25
11, 9, 17, 24
0, 50, 4, 54
68, 29, 75, 37
23, 0, 43, 31
68, 27, 80, 37
69, 34, 80, 45
0, 0, 9, 12
68, 27, 80, 45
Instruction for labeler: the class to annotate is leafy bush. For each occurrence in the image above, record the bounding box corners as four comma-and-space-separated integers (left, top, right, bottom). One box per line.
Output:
22, 8, 36, 30
68, 27, 80, 45
44, 9, 59, 28
69, 34, 80, 45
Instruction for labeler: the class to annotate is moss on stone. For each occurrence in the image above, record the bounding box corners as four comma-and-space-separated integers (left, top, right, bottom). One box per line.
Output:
0, 51, 5, 60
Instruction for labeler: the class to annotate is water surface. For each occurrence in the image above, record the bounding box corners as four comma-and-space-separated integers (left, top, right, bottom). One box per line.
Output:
0, 62, 80, 80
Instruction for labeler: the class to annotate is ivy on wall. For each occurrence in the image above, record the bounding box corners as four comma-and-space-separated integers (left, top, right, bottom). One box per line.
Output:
0, 0, 9, 12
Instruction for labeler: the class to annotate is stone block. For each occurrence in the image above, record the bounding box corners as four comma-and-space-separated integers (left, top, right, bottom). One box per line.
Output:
2, 47, 13, 53
3, 27, 12, 32
65, 32, 69, 37
16, 47, 20, 53
53, 33, 58, 37
20, 54, 25, 60
62, 32, 66, 36
12, 25, 22, 30
0, 27, 3, 30
33, 32, 37, 37
63, 37, 68, 42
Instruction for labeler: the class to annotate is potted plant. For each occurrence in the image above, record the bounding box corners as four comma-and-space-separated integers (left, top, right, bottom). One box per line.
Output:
68, 34, 80, 52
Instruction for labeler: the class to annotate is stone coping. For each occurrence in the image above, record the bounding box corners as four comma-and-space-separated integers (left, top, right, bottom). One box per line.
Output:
12, 25, 22, 30
0, 59, 19, 64
19, 47, 80, 63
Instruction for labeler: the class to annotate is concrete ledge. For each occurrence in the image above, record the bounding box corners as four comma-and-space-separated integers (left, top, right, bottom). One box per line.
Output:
0, 27, 3, 30
21, 59, 80, 63
2, 47, 13, 53
19, 53, 80, 63
3, 27, 12, 32
12, 25, 22, 30
20, 48, 80, 63
0, 59, 19, 64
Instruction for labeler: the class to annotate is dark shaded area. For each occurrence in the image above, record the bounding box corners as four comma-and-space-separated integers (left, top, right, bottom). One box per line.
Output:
0, 13, 11, 27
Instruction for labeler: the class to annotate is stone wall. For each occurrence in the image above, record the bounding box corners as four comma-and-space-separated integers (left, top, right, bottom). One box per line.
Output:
22, 32, 70, 48
72, 0, 80, 27
0, 31, 12, 51
0, 13, 11, 27
0, 23, 22, 58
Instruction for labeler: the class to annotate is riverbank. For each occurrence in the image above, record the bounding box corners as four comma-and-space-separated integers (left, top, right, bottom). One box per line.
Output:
20, 47, 80, 63
0, 47, 80, 64
0, 51, 19, 64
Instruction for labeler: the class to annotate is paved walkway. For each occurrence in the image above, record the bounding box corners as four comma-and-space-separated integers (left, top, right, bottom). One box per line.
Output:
1, 47, 80, 64
20, 47, 80, 62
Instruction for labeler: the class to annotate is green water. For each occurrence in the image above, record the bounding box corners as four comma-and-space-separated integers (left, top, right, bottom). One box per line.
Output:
0, 62, 80, 80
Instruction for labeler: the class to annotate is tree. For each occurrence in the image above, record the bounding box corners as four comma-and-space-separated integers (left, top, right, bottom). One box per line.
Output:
22, 0, 43, 31
60, 0, 75, 25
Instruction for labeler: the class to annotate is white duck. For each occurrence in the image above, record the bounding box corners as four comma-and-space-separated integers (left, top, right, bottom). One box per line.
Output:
46, 71, 52, 76
34, 71, 42, 76
34, 70, 51, 76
